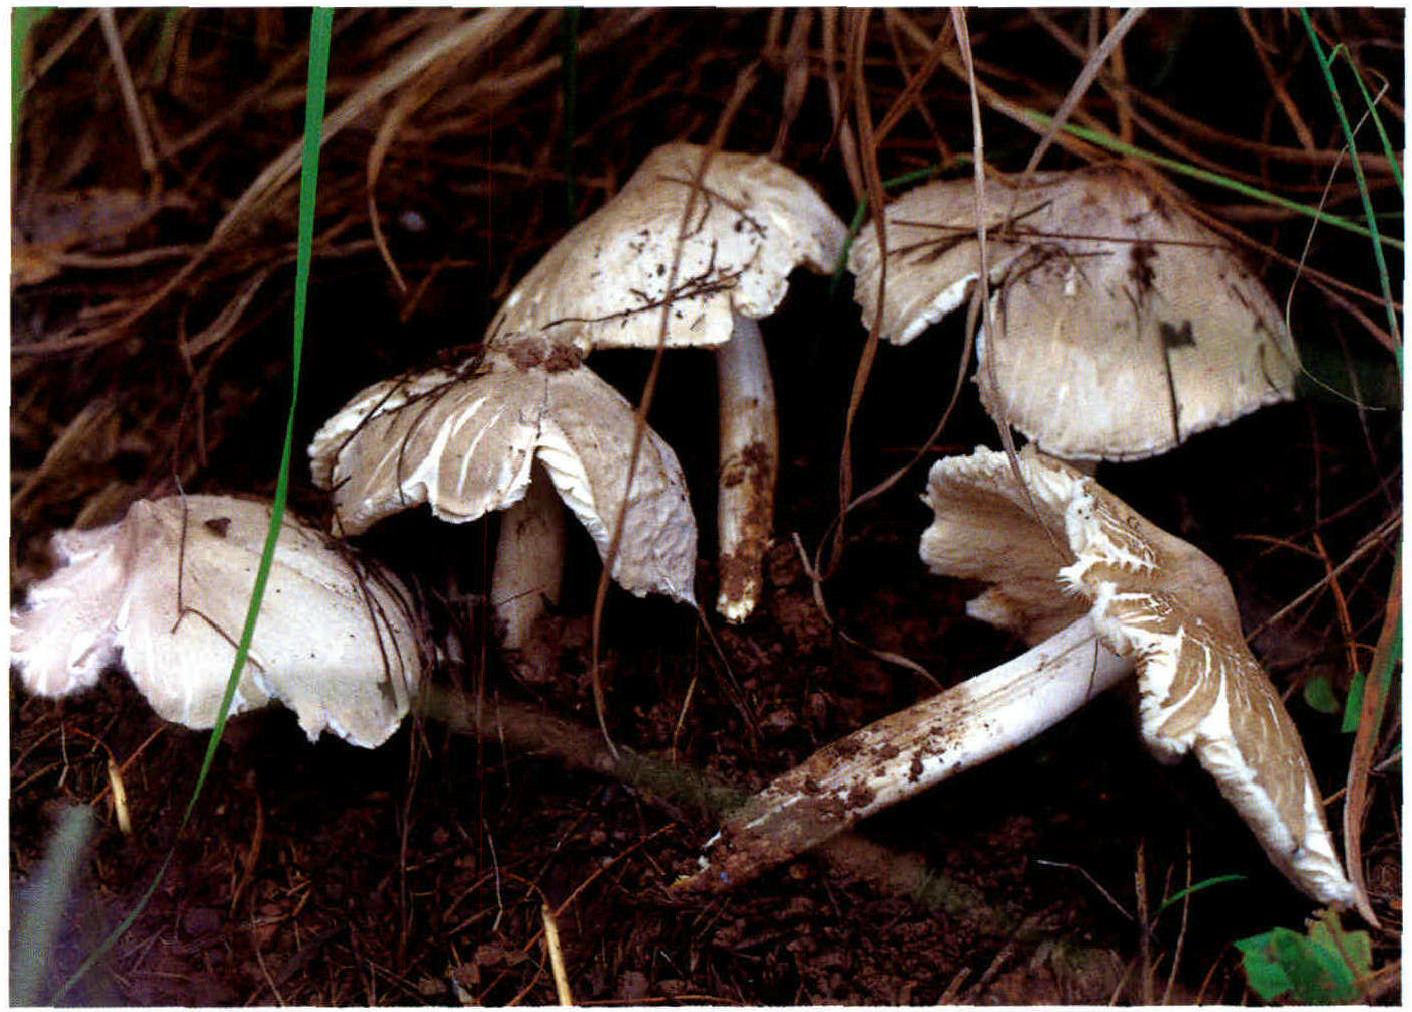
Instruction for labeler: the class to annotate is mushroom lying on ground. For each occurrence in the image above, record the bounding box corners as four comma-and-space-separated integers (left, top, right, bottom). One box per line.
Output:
486, 142, 846, 622
308, 336, 697, 673
682, 446, 1367, 919
848, 165, 1301, 460
10, 495, 425, 748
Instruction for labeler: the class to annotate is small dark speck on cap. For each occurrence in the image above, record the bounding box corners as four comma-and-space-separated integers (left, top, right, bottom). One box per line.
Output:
204, 517, 232, 538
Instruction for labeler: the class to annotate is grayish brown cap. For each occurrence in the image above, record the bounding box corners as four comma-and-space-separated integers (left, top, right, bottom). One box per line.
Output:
922, 446, 1358, 911
485, 143, 846, 352
10, 496, 424, 748
852, 166, 1301, 460
308, 337, 697, 604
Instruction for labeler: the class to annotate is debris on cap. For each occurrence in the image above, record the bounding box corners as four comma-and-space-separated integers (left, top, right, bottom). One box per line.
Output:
308, 337, 697, 604
850, 166, 1301, 459
925, 446, 1359, 912
684, 446, 1363, 913
486, 142, 846, 352
10, 495, 425, 748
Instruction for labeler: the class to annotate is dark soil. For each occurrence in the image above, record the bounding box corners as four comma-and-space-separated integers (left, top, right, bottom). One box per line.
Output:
11, 8, 1402, 1006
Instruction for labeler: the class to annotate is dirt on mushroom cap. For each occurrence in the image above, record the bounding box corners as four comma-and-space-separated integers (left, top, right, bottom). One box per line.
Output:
485, 143, 846, 353
308, 341, 698, 604
923, 446, 1357, 910
851, 166, 1301, 460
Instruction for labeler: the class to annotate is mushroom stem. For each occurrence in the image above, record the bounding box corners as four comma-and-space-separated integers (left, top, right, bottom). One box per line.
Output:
681, 616, 1133, 891
492, 463, 566, 654
715, 314, 779, 623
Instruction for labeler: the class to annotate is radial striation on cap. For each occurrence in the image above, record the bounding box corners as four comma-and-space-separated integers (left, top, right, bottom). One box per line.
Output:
308, 338, 698, 604
852, 166, 1301, 460
922, 446, 1358, 911
486, 143, 846, 352
11, 495, 425, 748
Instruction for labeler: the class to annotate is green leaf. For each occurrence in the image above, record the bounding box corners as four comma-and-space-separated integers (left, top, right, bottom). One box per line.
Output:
1342, 671, 1367, 733
1311, 915, 1372, 980
1236, 913, 1372, 1004
1236, 929, 1295, 1000
1302, 674, 1342, 715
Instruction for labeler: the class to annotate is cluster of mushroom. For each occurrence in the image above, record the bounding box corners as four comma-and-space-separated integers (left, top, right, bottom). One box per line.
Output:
10, 146, 1367, 920
312, 142, 848, 662
10, 144, 844, 746
680, 163, 1366, 919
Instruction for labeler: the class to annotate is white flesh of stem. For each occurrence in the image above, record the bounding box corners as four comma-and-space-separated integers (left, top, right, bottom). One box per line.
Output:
492, 462, 566, 651
687, 616, 1134, 889
715, 314, 778, 623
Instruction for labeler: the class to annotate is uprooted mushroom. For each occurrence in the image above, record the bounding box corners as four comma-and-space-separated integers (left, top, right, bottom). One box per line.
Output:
486, 142, 846, 622
682, 446, 1370, 921
10, 494, 427, 748
308, 336, 697, 676
848, 164, 1301, 461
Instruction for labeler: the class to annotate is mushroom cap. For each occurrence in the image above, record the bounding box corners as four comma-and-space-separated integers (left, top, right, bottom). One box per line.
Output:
10, 495, 424, 748
485, 143, 846, 352
308, 338, 697, 604
921, 446, 1356, 910
851, 166, 1300, 460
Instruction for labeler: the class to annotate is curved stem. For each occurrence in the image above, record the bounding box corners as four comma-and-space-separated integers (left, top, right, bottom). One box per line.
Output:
682, 616, 1133, 891
715, 315, 778, 622
492, 463, 566, 663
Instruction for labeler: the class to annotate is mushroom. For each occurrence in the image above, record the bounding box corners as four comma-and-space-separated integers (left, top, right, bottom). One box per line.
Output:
485, 142, 846, 621
10, 495, 425, 748
308, 336, 697, 668
683, 446, 1365, 918
848, 165, 1301, 460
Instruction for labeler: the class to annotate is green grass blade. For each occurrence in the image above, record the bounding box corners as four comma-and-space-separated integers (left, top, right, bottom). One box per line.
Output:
50, 9, 335, 1000
1155, 872, 1247, 916
150, 7, 184, 86
1026, 112, 1404, 254
830, 161, 966, 296
11, 7, 52, 148
1333, 47, 1402, 196
1300, 9, 1402, 366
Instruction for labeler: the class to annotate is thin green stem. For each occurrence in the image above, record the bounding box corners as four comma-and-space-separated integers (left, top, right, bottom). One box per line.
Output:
1027, 112, 1404, 254
150, 7, 183, 86
830, 160, 968, 295
11, 8, 51, 149
51, 10, 334, 1000
1300, 9, 1402, 366
1327, 43, 1403, 196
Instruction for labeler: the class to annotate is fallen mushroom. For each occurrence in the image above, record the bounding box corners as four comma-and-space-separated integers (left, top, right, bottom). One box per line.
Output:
683, 446, 1365, 918
486, 142, 846, 621
10, 495, 425, 748
308, 336, 697, 670
848, 165, 1301, 460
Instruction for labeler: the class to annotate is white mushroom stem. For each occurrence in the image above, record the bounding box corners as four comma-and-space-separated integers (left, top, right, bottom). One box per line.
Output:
492, 463, 566, 652
715, 314, 779, 623
681, 616, 1133, 890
